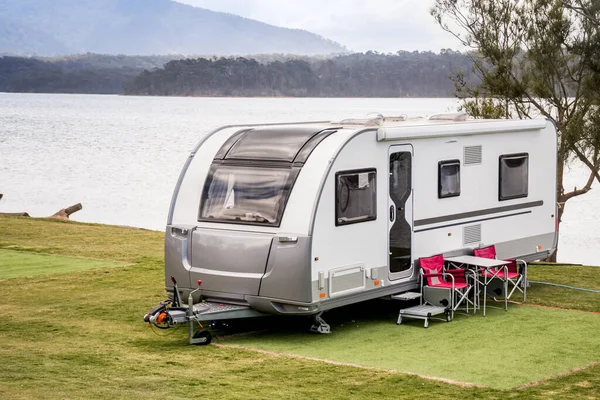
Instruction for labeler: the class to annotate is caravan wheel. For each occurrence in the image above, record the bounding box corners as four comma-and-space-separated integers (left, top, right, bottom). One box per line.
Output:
192, 330, 212, 345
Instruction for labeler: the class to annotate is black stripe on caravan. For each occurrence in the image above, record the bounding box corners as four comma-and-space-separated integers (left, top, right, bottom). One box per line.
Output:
414, 210, 532, 233
413, 200, 544, 227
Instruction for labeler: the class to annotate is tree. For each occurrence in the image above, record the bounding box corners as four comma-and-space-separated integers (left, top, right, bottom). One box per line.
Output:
432, 0, 600, 261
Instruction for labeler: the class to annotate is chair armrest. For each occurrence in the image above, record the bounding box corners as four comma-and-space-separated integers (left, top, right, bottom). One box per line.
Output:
422, 273, 444, 278
423, 272, 455, 285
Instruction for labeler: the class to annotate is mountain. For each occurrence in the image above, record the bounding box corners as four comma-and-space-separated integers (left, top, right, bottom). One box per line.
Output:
0, 0, 346, 56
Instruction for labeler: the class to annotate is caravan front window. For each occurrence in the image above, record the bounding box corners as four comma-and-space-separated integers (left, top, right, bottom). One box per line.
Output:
199, 165, 296, 227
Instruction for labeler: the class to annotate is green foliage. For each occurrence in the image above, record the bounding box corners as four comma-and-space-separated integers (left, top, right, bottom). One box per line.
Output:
459, 96, 508, 119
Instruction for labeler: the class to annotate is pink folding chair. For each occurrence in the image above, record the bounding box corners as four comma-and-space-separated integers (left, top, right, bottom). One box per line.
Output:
419, 254, 475, 321
473, 245, 527, 303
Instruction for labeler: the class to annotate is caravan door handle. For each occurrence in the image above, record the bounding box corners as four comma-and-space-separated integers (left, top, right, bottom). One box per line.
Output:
390, 205, 395, 221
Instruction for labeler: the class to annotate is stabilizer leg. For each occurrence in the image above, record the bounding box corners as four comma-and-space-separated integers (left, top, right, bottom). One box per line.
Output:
309, 312, 331, 334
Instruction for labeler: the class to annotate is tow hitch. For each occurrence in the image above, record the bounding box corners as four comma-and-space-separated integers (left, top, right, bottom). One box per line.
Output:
144, 277, 265, 345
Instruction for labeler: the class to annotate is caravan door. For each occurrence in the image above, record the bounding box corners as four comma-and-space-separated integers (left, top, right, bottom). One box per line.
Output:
388, 145, 414, 280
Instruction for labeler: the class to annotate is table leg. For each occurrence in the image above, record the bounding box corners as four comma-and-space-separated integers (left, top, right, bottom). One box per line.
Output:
504, 265, 508, 312
483, 274, 487, 317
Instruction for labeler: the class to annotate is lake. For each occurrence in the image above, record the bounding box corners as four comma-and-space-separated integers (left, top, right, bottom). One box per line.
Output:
0, 93, 597, 265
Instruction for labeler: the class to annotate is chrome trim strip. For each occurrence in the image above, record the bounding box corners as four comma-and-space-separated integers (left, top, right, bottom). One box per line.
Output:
414, 210, 532, 233
413, 200, 544, 227
193, 268, 264, 279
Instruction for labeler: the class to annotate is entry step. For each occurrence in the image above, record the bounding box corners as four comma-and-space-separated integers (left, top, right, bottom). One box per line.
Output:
391, 292, 422, 301
397, 304, 449, 328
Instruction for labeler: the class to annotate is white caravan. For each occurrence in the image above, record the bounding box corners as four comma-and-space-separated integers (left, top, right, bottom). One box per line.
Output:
146, 113, 557, 342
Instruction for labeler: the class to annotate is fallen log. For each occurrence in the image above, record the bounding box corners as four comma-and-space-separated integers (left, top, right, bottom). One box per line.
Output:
50, 203, 83, 220
0, 212, 30, 217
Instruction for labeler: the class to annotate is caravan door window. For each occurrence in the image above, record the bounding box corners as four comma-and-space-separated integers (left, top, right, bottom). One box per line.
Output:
335, 169, 377, 226
199, 165, 296, 227
438, 160, 461, 198
499, 153, 529, 200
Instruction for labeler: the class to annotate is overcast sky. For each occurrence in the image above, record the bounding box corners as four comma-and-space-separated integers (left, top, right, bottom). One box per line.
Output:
174, 0, 459, 53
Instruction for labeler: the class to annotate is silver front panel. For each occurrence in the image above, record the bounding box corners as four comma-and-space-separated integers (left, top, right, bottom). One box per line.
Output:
190, 229, 273, 296
259, 236, 312, 302
164, 225, 195, 291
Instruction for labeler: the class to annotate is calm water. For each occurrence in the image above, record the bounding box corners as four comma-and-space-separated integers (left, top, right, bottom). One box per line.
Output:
0, 93, 598, 265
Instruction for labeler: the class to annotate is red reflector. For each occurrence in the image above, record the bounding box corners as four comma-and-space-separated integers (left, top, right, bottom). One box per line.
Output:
197, 280, 202, 286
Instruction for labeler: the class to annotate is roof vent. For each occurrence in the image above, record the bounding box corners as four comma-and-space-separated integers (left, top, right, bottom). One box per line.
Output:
335, 114, 384, 126
333, 113, 407, 126
429, 112, 469, 122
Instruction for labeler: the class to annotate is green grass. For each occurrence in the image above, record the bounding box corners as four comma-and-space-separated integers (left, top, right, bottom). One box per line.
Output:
222, 305, 599, 389
527, 264, 600, 312
0, 216, 164, 263
0, 216, 599, 399
0, 249, 125, 279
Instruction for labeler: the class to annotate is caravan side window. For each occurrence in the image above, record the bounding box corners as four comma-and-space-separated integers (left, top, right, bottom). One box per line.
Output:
335, 169, 377, 226
438, 160, 460, 198
499, 153, 529, 200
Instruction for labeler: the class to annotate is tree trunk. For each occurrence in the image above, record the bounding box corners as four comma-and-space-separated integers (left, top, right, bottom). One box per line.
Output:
547, 203, 564, 262
0, 212, 30, 217
547, 151, 566, 263
50, 203, 82, 220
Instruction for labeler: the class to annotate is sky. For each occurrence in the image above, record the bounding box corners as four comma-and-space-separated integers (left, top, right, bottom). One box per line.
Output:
174, 0, 459, 53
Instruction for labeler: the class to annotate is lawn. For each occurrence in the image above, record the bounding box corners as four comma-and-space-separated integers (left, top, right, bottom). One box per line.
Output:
221, 304, 599, 389
0, 216, 598, 399
0, 250, 126, 279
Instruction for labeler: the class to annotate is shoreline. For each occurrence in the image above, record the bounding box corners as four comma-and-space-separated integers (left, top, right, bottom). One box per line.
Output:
0, 91, 461, 100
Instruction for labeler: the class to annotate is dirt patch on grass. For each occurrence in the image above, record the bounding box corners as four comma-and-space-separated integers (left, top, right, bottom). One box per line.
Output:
516, 362, 599, 389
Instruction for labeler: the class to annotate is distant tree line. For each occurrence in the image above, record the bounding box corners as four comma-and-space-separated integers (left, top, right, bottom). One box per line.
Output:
0, 54, 171, 94
0, 51, 475, 97
125, 50, 475, 97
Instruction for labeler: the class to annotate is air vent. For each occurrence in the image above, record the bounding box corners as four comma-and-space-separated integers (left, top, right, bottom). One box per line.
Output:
329, 264, 366, 297
463, 224, 482, 245
464, 145, 482, 165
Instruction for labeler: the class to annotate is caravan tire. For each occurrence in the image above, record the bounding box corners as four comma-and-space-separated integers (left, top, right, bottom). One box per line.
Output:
192, 330, 212, 345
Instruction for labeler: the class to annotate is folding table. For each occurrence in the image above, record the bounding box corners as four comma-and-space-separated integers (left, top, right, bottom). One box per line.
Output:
445, 255, 510, 316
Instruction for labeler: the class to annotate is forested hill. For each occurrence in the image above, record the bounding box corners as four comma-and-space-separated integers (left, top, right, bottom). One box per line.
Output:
124, 51, 474, 97
0, 55, 173, 94
0, 0, 345, 56
0, 51, 474, 97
